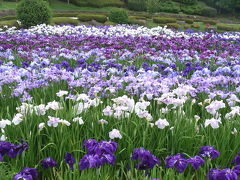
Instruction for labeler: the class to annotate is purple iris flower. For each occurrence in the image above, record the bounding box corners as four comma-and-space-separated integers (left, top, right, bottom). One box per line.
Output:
82, 139, 98, 154
0, 140, 28, 161
8, 140, 29, 159
13, 167, 38, 180
199, 146, 220, 160
79, 154, 101, 170
93, 141, 118, 155
187, 155, 205, 170
41, 157, 57, 169
233, 165, 240, 176
131, 147, 160, 170
207, 168, 221, 180
207, 168, 238, 180
99, 153, 116, 165
60, 61, 69, 68
0, 141, 14, 161
232, 152, 240, 165
165, 154, 188, 173
64, 153, 75, 171
79, 139, 118, 170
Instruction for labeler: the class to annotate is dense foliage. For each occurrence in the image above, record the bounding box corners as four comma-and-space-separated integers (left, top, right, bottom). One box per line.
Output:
108, 9, 129, 24
16, 0, 52, 28
127, 0, 147, 11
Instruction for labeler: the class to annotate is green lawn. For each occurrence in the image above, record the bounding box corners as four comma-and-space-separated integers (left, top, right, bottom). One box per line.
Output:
0, 1, 16, 10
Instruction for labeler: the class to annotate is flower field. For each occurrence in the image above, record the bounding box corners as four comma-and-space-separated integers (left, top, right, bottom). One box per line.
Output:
0, 24, 240, 179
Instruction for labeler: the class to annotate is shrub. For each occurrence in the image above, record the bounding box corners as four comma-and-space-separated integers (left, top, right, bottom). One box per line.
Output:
104, 21, 117, 25
153, 17, 177, 24
191, 24, 200, 29
0, 16, 16, 21
129, 16, 147, 20
53, 13, 79, 17
166, 23, 180, 29
184, 19, 194, 24
200, 19, 217, 25
128, 18, 146, 26
127, 0, 146, 11
72, 0, 124, 8
174, 0, 196, 5
52, 17, 79, 26
108, 9, 128, 24
0, 20, 19, 29
184, 24, 191, 29
200, 7, 217, 17
78, 13, 107, 23
217, 24, 239, 32
181, 4, 202, 15
147, 0, 180, 13
16, 0, 52, 28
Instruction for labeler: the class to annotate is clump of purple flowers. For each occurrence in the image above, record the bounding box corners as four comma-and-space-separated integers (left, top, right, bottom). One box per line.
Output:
232, 152, 240, 165
41, 157, 57, 169
165, 153, 188, 173
207, 168, 238, 180
233, 165, 240, 176
79, 139, 118, 170
13, 167, 38, 180
187, 155, 205, 170
131, 147, 160, 170
199, 146, 220, 160
65, 152, 75, 171
0, 140, 28, 161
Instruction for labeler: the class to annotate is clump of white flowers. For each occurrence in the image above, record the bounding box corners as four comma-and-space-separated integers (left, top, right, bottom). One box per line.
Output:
155, 118, 169, 129
205, 100, 225, 116
109, 129, 122, 139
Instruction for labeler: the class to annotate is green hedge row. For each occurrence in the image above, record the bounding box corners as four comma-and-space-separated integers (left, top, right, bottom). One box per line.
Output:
153, 17, 177, 24
128, 18, 146, 26
52, 17, 79, 26
71, 0, 124, 8
166, 23, 179, 29
217, 24, 240, 32
198, 19, 217, 25
53, 13, 79, 17
0, 16, 16, 21
0, 20, 19, 29
77, 13, 107, 23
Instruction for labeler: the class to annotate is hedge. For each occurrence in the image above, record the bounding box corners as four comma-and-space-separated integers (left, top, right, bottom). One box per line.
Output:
153, 17, 177, 24
129, 16, 147, 20
191, 24, 200, 29
127, 0, 147, 11
200, 7, 217, 17
200, 19, 217, 25
52, 17, 79, 26
53, 13, 79, 17
147, 0, 180, 13
217, 24, 240, 32
184, 25, 191, 29
0, 20, 19, 29
0, 16, 16, 21
16, 0, 52, 28
108, 9, 128, 24
128, 18, 146, 26
78, 13, 107, 23
184, 19, 194, 24
72, 0, 124, 8
104, 21, 117, 25
166, 23, 180, 29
